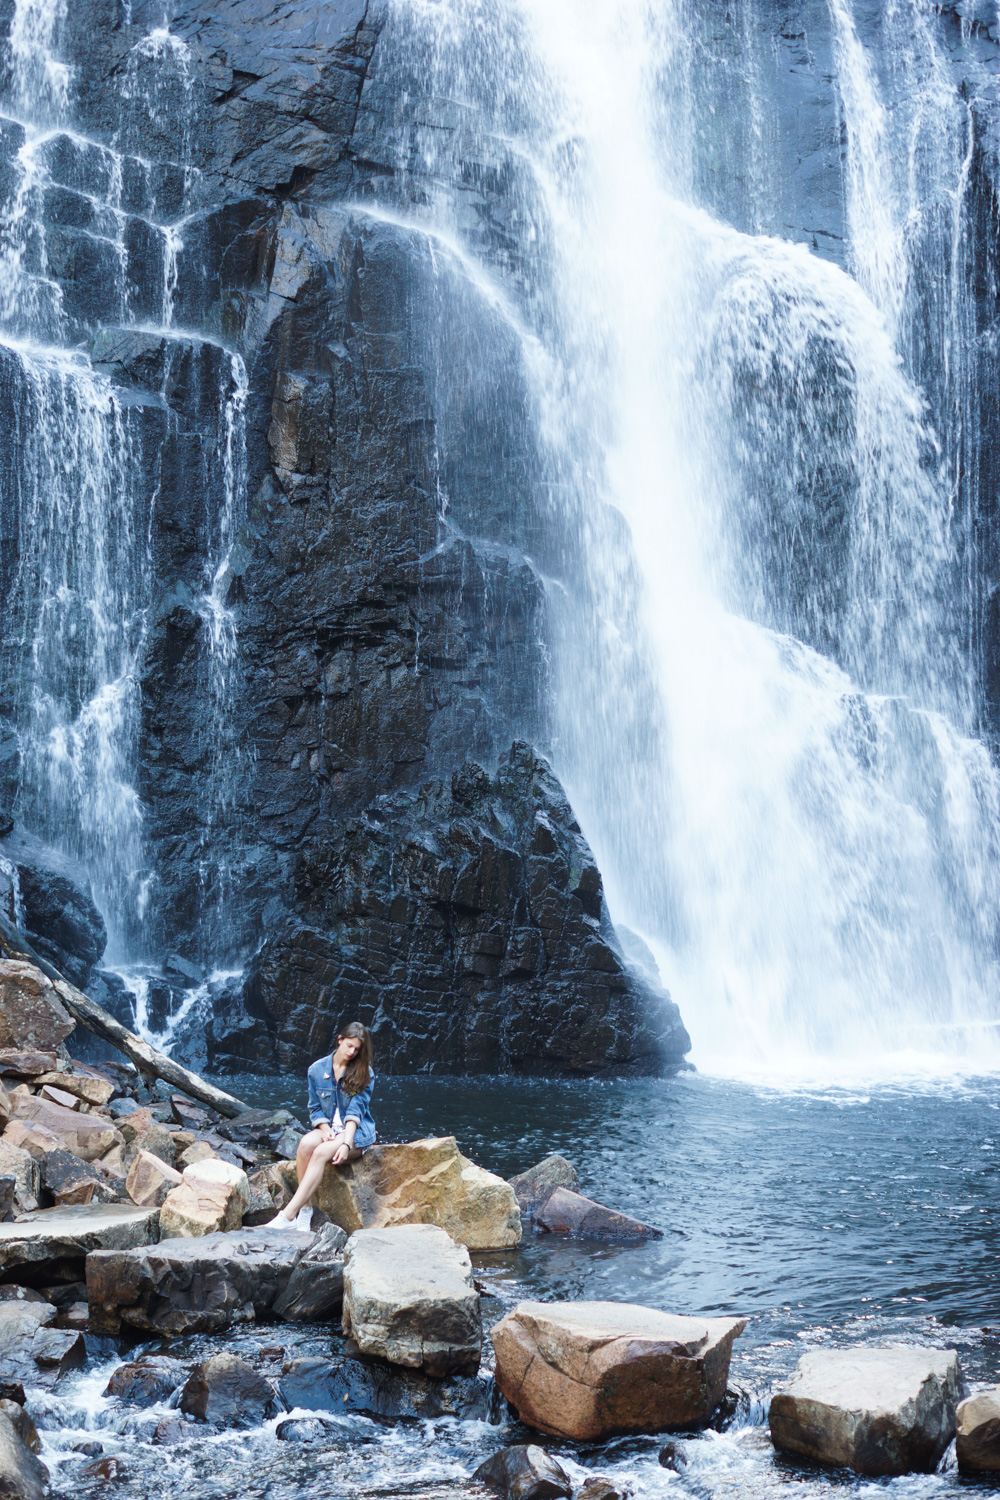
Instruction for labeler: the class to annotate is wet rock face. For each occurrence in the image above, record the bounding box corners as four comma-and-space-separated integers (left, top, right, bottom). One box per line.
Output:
217, 744, 689, 1075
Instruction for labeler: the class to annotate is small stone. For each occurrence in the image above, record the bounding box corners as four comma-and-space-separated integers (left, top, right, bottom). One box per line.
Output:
105, 1358, 185, 1404
179, 1353, 277, 1428
71, 1441, 103, 1457
176, 1141, 217, 1170
272, 1126, 302, 1160
170, 1095, 210, 1131
768, 1346, 961, 1476
31, 1325, 86, 1375
152, 1418, 186, 1446
275, 1418, 332, 1443
508, 1154, 580, 1214
125, 1151, 182, 1208
535, 1187, 662, 1242
575, 1482, 623, 1500
81, 1455, 122, 1480
658, 1442, 680, 1470
472, 1445, 571, 1500
40, 1148, 113, 1207
38, 1084, 81, 1111
108, 1098, 141, 1120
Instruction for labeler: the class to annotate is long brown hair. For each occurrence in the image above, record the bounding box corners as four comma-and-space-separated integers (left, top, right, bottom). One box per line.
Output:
336, 1021, 372, 1094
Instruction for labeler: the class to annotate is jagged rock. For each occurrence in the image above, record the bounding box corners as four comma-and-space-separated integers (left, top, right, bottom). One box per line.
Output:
13, 862, 106, 990
0, 1141, 38, 1214
125, 1151, 182, 1209
170, 1096, 210, 1131
0, 1203, 159, 1277
179, 1354, 277, 1428
234, 747, 689, 1076
244, 1165, 288, 1226
472, 1445, 571, 1500
158, 1176, 241, 1238
0, 961, 74, 1053
33, 1072, 114, 1108
342, 1224, 481, 1377
768, 1347, 961, 1476
508, 1155, 579, 1214
104, 1358, 186, 1404
3, 1121, 64, 1161
272, 1222, 347, 1321
0, 1054, 58, 1079
39, 1148, 115, 1207
151, 1419, 186, 1446
176, 1141, 217, 1171
182, 1158, 250, 1214
0, 1081, 10, 1131
957, 1388, 1000, 1471
0, 1176, 13, 1222
0, 1401, 40, 1454
534, 1188, 662, 1242
117, 1109, 176, 1169
279, 1353, 499, 1423
315, 1136, 521, 1251
9, 1096, 122, 1162
491, 1302, 747, 1441
87, 1228, 313, 1335
0, 1302, 56, 1399
28, 1326, 86, 1377
37, 1084, 79, 1111
0, 1405, 49, 1500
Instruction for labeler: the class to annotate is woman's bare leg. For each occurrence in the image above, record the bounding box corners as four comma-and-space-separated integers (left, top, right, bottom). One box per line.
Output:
294, 1129, 326, 1188
281, 1136, 343, 1220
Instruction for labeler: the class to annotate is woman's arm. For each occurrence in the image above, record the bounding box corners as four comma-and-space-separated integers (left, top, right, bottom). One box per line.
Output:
343, 1078, 373, 1123
331, 1115, 357, 1164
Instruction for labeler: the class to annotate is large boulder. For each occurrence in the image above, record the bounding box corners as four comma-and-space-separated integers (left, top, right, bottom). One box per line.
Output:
0, 1405, 49, 1500
956, 1388, 1000, 1471
508, 1155, 579, 1214
0, 961, 74, 1052
179, 1354, 277, 1428
87, 1227, 339, 1335
0, 1300, 84, 1397
0, 1203, 159, 1278
315, 1137, 521, 1251
9, 1095, 122, 1162
491, 1302, 747, 1441
272, 1222, 347, 1322
279, 1352, 499, 1423
182, 1158, 250, 1214
534, 1188, 662, 1242
125, 1151, 182, 1209
158, 1176, 242, 1238
768, 1347, 961, 1476
342, 1224, 482, 1377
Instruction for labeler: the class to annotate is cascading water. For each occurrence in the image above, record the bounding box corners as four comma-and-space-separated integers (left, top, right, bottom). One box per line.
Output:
0, 0, 248, 979
379, 0, 1000, 1072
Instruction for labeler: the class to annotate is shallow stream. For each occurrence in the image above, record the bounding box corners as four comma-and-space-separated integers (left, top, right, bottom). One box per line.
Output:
28, 1072, 1000, 1499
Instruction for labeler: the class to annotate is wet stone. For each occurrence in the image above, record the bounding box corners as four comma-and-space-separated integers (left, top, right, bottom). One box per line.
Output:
534, 1187, 663, 1242
179, 1353, 278, 1428
473, 1444, 571, 1500
508, 1154, 580, 1214
279, 1351, 500, 1423
104, 1357, 186, 1404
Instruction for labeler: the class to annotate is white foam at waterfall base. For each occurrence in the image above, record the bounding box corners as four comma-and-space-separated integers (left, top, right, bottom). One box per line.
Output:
386, 0, 1000, 1077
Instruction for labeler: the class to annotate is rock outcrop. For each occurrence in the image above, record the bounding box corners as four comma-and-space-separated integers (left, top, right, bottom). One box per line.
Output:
768, 1347, 962, 1476
314, 1136, 521, 1251
491, 1301, 747, 1441
342, 1225, 482, 1377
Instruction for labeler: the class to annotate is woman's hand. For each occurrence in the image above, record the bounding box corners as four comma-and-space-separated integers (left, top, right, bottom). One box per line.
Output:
318, 1122, 334, 1142
330, 1139, 351, 1166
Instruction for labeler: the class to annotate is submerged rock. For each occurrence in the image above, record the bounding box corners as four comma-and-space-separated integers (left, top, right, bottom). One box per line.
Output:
768, 1346, 961, 1476
279, 1352, 499, 1423
491, 1301, 747, 1441
957, 1388, 1000, 1471
104, 1358, 186, 1404
507, 1155, 579, 1214
342, 1224, 482, 1377
472, 1445, 571, 1500
315, 1136, 521, 1251
534, 1187, 662, 1242
179, 1354, 277, 1428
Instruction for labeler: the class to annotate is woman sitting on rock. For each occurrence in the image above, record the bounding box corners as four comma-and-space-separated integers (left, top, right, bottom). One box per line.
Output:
267, 1021, 376, 1231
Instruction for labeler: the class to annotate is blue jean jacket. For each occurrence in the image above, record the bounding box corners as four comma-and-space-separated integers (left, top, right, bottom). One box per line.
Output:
306, 1055, 377, 1150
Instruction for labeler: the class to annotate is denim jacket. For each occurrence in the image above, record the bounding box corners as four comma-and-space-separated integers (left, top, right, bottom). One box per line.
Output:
306, 1054, 376, 1139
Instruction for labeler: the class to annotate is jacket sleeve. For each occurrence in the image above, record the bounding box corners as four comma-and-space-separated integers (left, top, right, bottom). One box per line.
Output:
307, 1068, 325, 1126
344, 1077, 373, 1124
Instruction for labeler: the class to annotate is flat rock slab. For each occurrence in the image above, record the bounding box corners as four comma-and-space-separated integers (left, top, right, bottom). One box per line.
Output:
535, 1187, 662, 1241
279, 1352, 499, 1423
491, 1301, 746, 1441
768, 1346, 961, 1476
342, 1224, 482, 1377
957, 1389, 1000, 1471
0, 1203, 159, 1276
315, 1136, 521, 1251
87, 1227, 343, 1335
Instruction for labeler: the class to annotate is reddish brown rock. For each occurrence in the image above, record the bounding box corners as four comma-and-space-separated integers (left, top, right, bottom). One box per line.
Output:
0, 962, 75, 1052
491, 1301, 747, 1441
10, 1096, 122, 1162
34, 1073, 114, 1108
0, 1052, 58, 1078
38, 1084, 80, 1111
125, 1151, 182, 1209
3, 1119, 65, 1159
534, 1188, 662, 1242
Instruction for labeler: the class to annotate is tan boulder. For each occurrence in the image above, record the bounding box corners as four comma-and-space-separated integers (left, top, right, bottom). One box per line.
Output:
39, 1084, 80, 1111
4, 1119, 66, 1159
159, 1177, 242, 1238
491, 1301, 747, 1441
182, 1158, 250, 1213
176, 1141, 217, 1171
769, 1347, 961, 1476
957, 1389, 1000, 1471
10, 1095, 122, 1162
0, 1139, 40, 1214
315, 1137, 521, 1251
0, 961, 75, 1052
126, 1152, 183, 1209
33, 1073, 114, 1108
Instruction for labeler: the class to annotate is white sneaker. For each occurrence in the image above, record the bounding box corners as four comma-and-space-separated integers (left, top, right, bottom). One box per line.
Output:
292, 1208, 314, 1234
263, 1212, 292, 1229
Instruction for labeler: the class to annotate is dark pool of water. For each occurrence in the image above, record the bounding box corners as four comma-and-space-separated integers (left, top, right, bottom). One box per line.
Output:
33, 1073, 1000, 1499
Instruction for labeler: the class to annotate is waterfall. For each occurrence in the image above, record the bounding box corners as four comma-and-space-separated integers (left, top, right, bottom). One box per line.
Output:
381, 0, 1000, 1071
0, 0, 248, 968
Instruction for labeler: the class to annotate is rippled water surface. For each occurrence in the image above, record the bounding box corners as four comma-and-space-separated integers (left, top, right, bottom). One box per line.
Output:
34, 1074, 1000, 1499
